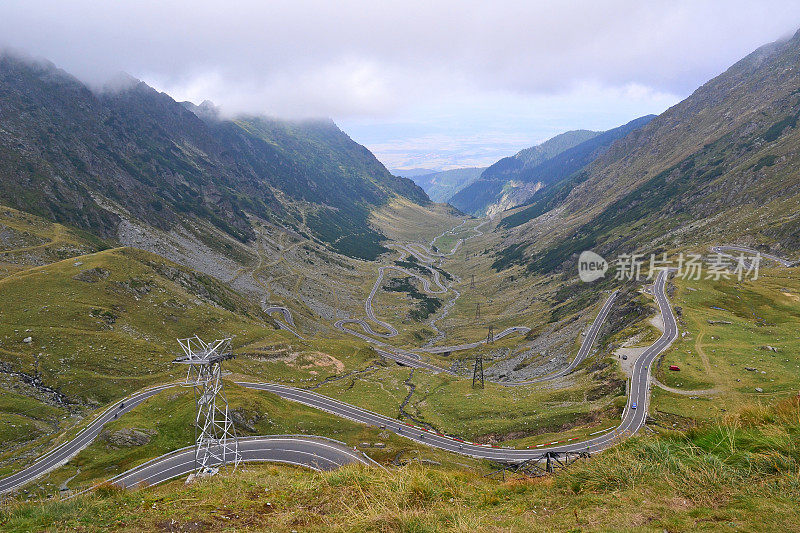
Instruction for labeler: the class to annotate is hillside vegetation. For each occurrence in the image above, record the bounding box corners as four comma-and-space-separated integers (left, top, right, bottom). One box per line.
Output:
2, 396, 798, 532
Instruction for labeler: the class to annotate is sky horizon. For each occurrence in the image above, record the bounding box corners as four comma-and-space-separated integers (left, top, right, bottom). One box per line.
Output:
2, 1, 800, 172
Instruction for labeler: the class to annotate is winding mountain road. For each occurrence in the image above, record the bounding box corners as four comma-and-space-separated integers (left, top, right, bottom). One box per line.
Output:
0, 216, 686, 494
241, 270, 675, 461
334, 233, 533, 371
107, 436, 374, 490
710, 245, 795, 267
520, 289, 619, 384
0, 270, 673, 495
263, 306, 303, 339
0, 384, 175, 495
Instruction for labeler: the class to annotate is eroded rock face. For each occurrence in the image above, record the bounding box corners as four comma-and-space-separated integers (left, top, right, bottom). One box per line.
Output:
101, 427, 156, 447
229, 408, 264, 433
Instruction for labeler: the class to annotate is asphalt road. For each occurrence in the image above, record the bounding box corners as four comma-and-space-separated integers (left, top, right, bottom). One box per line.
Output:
336, 288, 617, 383
0, 273, 673, 494
263, 305, 303, 339
521, 289, 619, 384
0, 387, 374, 496
334, 229, 618, 380
343, 260, 449, 339
107, 436, 374, 490
239, 270, 676, 462
0, 383, 175, 495
710, 245, 794, 267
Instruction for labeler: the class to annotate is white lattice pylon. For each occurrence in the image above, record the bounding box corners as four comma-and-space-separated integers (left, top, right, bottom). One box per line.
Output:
174, 336, 240, 475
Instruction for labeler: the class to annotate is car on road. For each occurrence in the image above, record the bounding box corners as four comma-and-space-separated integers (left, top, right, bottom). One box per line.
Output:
631, 402, 637, 409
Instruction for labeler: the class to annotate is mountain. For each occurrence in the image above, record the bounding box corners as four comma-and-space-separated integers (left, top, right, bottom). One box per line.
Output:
407, 167, 485, 203
449, 130, 600, 215
493, 29, 800, 273
0, 53, 428, 261
483, 116, 656, 215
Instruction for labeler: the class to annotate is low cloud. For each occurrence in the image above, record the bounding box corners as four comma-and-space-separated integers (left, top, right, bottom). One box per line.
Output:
2, 0, 799, 167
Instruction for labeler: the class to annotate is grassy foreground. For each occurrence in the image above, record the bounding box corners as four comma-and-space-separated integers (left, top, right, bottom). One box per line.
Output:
2, 396, 798, 532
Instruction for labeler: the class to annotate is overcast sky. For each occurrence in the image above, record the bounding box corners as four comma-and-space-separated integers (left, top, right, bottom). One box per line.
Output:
2, 1, 800, 171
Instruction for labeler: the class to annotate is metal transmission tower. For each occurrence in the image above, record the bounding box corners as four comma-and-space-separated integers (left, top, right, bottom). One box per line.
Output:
472, 354, 484, 389
470, 274, 475, 289
487, 326, 494, 344
475, 302, 481, 319
174, 336, 241, 477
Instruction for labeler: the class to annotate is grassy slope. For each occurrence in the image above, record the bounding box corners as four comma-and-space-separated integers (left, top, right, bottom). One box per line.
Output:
0, 245, 283, 472
2, 396, 798, 532
0, 198, 637, 500
650, 265, 800, 424
0, 206, 108, 280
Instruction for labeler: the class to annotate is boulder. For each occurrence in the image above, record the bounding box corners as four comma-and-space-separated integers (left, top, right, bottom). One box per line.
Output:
102, 427, 156, 447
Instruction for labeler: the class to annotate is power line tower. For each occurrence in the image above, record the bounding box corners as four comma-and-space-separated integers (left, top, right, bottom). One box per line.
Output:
475, 302, 481, 319
487, 326, 494, 344
470, 274, 475, 289
472, 354, 484, 389
174, 336, 241, 477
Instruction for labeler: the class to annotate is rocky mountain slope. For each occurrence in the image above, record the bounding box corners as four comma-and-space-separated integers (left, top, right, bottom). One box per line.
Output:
484, 115, 655, 217
0, 53, 428, 261
492, 29, 800, 273
450, 129, 599, 215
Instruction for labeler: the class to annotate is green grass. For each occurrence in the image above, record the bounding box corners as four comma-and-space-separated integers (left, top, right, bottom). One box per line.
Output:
430, 219, 484, 255
0, 206, 108, 279
2, 396, 798, 532
6, 381, 485, 499
0, 241, 294, 461
406, 361, 624, 443
651, 266, 800, 420
0, 389, 63, 447
0, 247, 274, 403
311, 357, 625, 446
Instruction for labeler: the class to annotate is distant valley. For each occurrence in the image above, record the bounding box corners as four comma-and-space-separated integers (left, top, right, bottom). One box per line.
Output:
399, 167, 485, 203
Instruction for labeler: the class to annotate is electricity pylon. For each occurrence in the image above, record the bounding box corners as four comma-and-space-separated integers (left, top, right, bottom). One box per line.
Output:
174, 336, 240, 477
487, 325, 494, 344
472, 354, 484, 389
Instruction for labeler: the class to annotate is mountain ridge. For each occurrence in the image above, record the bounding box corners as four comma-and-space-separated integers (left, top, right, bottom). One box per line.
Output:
0, 52, 428, 260
449, 129, 601, 215
492, 29, 800, 273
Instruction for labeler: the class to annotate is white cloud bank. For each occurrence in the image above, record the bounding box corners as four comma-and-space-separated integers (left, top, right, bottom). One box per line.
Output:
2, 0, 799, 168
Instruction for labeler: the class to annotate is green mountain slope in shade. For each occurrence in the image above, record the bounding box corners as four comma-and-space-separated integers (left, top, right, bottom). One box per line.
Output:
486, 115, 656, 216
408, 167, 485, 203
492, 29, 800, 273
449, 130, 599, 215
0, 53, 428, 260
